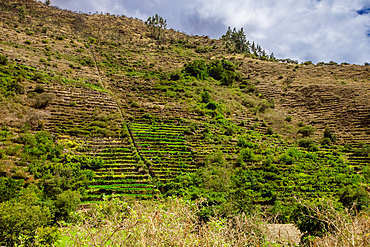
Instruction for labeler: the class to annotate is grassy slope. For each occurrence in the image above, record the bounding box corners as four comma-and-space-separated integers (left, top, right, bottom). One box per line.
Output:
0, 0, 370, 207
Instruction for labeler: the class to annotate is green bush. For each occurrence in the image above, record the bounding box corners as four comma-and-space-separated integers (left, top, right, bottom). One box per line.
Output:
0, 54, 8, 65
0, 178, 23, 203
206, 101, 217, 110
224, 125, 237, 136
285, 115, 292, 122
34, 84, 45, 93
298, 125, 315, 137
184, 60, 207, 79
298, 138, 319, 151
321, 137, 332, 146
338, 186, 370, 212
0, 186, 56, 246
292, 199, 336, 242
55, 190, 81, 221
88, 37, 96, 44
169, 70, 182, 81
237, 148, 256, 165
201, 91, 211, 103
323, 126, 336, 142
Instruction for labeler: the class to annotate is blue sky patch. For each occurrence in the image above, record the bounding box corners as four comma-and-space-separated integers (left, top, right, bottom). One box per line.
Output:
357, 6, 370, 15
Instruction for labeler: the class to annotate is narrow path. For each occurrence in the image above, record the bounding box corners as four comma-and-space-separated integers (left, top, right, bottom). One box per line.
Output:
89, 45, 156, 180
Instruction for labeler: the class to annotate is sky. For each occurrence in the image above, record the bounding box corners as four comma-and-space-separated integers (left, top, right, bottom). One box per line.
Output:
46, 0, 370, 64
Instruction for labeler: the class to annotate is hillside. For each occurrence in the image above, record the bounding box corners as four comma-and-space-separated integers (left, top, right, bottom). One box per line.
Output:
1, 1, 370, 245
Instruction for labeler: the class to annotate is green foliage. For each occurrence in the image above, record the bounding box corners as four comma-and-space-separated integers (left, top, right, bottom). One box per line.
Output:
184, 60, 208, 79
205, 101, 218, 110
55, 190, 81, 221
200, 91, 211, 103
183, 59, 239, 85
18, 5, 26, 22
88, 37, 96, 44
237, 148, 257, 165
224, 125, 237, 136
324, 126, 337, 142
222, 27, 271, 59
292, 199, 335, 241
34, 84, 45, 93
0, 186, 56, 246
145, 14, 167, 40
229, 168, 263, 214
0, 63, 29, 97
354, 144, 370, 157
0, 178, 23, 203
338, 186, 370, 212
222, 27, 250, 53
298, 138, 319, 151
298, 125, 315, 137
0, 53, 8, 65
285, 115, 292, 122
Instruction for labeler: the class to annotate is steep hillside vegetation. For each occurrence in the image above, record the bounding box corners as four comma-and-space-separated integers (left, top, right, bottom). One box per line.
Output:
1, 0, 370, 245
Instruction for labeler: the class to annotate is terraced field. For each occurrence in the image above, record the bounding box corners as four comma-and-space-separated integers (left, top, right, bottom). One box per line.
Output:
41, 83, 162, 201
129, 121, 197, 182
83, 137, 155, 201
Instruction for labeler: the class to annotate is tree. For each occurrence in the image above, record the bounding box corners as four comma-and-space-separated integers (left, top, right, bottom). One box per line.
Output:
222, 27, 250, 53
18, 5, 26, 22
270, 52, 276, 60
45, 0, 51, 6
145, 14, 167, 41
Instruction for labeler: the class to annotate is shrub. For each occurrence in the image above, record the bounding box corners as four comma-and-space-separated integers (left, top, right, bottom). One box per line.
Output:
0, 54, 8, 65
88, 37, 96, 44
338, 186, 370, 212
201, 91, 211, 103
321, 137, 332, 146
298, 125, 315, 137
24, 40, 31, 45
292, 198, 339, 243
32, 73, 44, 82
206, 101, 217, 110
55, 190, 81, 221
323, 126, 336, 142
131, 102, 139, 108
33, 93, 55, 109
0, 178, 23, 203
258, 99, 274, 113
285, 115, 292, 122
298, 138, 319, 151
237, 148, 256, 165
224, 125, 237, 136
184, 60, 207, 79
266, 126, 274, 135
34, 84, 45, 93
169, 70, 182, 81
142, 113, 153, 119
0, 186, 56, 246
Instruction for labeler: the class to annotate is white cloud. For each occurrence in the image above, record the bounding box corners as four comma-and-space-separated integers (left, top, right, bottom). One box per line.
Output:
47, 0, 370, 64
192, 0, 370, 64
